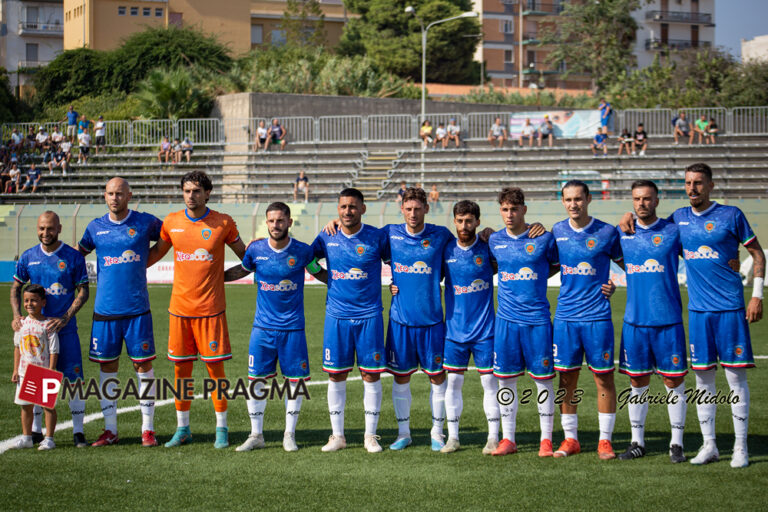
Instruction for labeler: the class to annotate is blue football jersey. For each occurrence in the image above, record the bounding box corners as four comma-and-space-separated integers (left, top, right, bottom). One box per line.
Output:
387, 223, 454, 327
241, 237, 314, 330
312, 224, 390, 319
673, 202, 756, 312
14, 242, 88, 332
443, 238, 495, 342
79, 210, 162, 317
553, 217, 623, 321
619, 218, 683, 326
490, 229, 559, 325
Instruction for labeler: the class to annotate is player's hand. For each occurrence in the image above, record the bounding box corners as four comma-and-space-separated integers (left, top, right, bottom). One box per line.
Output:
601, 279, 616, 298
47, 316, 69, 333
746, 297, 763, 323
323, 219, 340, 236
728, 258, 740, 272
528, 223, 546, 238
619, 212, 635, 234
389, 284, 399, 296
478, 227, 495, 243
11, 371, 18, 383
11, 316, 22, 332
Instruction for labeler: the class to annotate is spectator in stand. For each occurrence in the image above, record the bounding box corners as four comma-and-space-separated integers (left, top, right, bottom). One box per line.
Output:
694, 114, 710, 144
24, 127, 36, 152
254, 120, 268, 151
293, 169, 310, 203
598, 97, 613, 132
35, 127, 49, 154
77, 114, 91, 137
62, 105, 79, 142
0, 164, 9, 193
10, 128, 23, 152
488, 117, 507, 149
707, 118, 719, 144
429, 184, 440, 205
171, 138, 182, 164
519, 118, 536, 147
49, 140, 71, 177
590, 126, 608, 157
77, 127, 91, 165
395, 181, 407, 203
157, 136, 172, 163
180, 137, 193, 163
617, 128, 633, 156
633, 123, 648, 156
673, 112, 693, 145
446, 118, 461, 148
94, 115, 107, 154
538, 115, 554, 147
20, 163, 41, 193
50, 125, 64, 151
420, 120, 433, 148
266, 118, 288, 151
434, 122, 447, 149
6, 163, 20, 193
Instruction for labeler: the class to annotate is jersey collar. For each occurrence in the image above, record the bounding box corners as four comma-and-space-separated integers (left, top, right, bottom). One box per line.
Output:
403, 223, 426, 238
636, 218, 661, 230
568, 217, 594, 233
691, 201, 717, 216
185, 207, 210, 223
505, 227, 530, 240
268, 237, 292, 253
107, 210, 133, 225
39, 242, 63, 257
456, 237, 478, 251
341, 223, 364, 239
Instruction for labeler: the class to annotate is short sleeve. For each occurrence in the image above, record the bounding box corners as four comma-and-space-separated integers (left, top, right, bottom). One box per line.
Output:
79, 223, 95, 253
546, 236, 559, 265
13, 254, 29, 284
225, 217, 241, 245
13, 330, 21, 347
379, 228, 391, 264
241, 243, 257, 273
73, 251, 89, 285
734, 208, 757, 246
149, 215, 163, 242
609, 229, 623, 262
48, 330, 59, 355
311, 234, 326, 260
159, 218, 171, 243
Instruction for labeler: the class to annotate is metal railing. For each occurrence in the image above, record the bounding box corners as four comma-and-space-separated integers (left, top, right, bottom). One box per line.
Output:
645, 10, 714, 25
18, 21, 63, 34
645, 39, 713, 51
521, 1, 564, 15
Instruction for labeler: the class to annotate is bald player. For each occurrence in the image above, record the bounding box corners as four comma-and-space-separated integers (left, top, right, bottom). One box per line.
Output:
11, 211, 90, 447
77, 178, 163, 447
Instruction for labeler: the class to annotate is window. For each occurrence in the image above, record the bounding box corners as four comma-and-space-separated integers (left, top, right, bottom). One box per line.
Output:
26, 43, 39, 63
271, 30, 286, 46
504, 50, 514, 63
118, 6, 126, 15
130, 7, 138, 16
251, 24, 263, 45
143, 7, 150, 16
155, 8, 163, 17
26, 7, 39, 25
500, 19, 514, 34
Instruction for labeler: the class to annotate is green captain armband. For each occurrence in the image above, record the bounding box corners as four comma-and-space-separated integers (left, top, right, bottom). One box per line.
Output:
306, 258, 322, 274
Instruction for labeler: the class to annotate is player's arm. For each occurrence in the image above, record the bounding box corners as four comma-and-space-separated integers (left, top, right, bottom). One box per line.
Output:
224, 264, 251, 282
307, 258, 328, 284
548, 263, 560, 278
10, 279, 24, 331
49, 353, 59, 371
527, 222, 547, 238
147, 238, 172, 267
48, 282, 89, 333
228, 238, 247, 261
11, 346, 20, 383
323, 218, 341, 236
745, 238, 765, 323
76, 243, 91, 256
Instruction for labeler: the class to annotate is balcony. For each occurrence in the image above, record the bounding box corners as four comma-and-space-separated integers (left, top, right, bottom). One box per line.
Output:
18, 20, 63, 37
521, 1, 564, 16
645, 39, 712, 51
17, 60, 51, 70
645, 10, 714, 26
520, 33, 540, 44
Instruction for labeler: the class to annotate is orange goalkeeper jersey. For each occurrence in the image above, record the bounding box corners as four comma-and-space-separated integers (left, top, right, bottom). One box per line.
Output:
160, 208, 240, 318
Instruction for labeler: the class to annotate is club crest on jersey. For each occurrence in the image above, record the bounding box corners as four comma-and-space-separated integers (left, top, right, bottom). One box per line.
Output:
734, 345, 744, 356
421, 239, 431, 249
287, 256, 297, 267
524, 242, 536, 254
301, 361, 308, 370
201, 228, 212, 240
57, 259, 67, 271
355, 244, 366, 256
209, 340, 219, 352
586, 237, 597, 250
603, 352, 610, 361
373, 352, 381, 362
434, 355, 442, 364
142, 342, 150, 351
652, 234, 663, 246
671, 354, 680, 366
127, 227, 137, 238
73, 365, 81, 375
474, 256, 483, 266
542, 358, 550, 367
705, 221, 716, 232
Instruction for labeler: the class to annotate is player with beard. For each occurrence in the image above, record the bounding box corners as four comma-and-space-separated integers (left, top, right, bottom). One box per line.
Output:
224, 202, 326, 452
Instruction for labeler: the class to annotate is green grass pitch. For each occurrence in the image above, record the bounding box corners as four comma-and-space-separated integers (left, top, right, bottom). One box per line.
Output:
1, 284, 766, 510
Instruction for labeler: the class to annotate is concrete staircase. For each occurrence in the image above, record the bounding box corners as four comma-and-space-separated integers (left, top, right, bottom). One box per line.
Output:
347, 151, 398, 199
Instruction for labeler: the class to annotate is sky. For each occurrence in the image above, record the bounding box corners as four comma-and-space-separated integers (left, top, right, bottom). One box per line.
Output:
714, 0, 768, 59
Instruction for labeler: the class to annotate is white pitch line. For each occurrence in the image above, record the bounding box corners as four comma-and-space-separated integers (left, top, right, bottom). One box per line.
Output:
3, 357, 768, 455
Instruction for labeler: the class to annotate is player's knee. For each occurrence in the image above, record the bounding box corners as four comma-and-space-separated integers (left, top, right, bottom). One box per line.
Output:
663, 376, 684, 389
134, 360, 153, 373
361, 371, 380, 383
101, 360, 120, 373
429, 373, 446, 385
330, 372, 349, 383
393, 374, 411, 385
630, 375, 651, 388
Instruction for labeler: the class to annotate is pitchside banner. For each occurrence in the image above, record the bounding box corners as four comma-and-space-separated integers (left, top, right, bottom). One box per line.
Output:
507, 110, 604, 139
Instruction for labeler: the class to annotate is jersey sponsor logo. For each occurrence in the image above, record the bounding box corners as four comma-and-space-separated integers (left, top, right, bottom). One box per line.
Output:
446, 258, 457, 263
328, 243, 340, 247
287, 256, 297, 267
103, 250, 141, 267
474, 256, 484, 266
626, 258, 665, 274
393, 261, 432, 274
256, 256, 269, 260
494, 244, 508, 249
524, 242, 536, 254
704, 221, 716, 232
96, 230, 110, 235
500, 267, 538, 281
556, 237, 569, 241
28, 261, 40, 266
454, 279, 491, 295
621, 235, 635, 240
331, 268, 369, 280
46, 282, 68, 296
652, 234, 663, 246
684, 245, 719, 260
176, 248, 214, 262
678, 222, 689, 226
170, 228, 185, 233
586, 237, 598, 250
57, 259, 67, 271
561, 262, 597, 276
355, 244, 366, 256
421, 239, 431, 249
391, 235, 404, 240
127, 227, 137, 238
259, 279, 299, 292
201, 228, 212, 240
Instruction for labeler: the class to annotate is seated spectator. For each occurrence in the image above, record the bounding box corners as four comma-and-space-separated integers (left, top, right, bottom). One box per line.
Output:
633, 123, 648, 156
9, 128, 23, 152
35, 127, 49, 154
266, 118, 288, 151
20, 163, 41, 193
487, 117, 506, 149
591, 127, 608, 157
420, 120, 433, 148
254, 120, 268, 151
434, 123, 447, 149
0, 164, 10, 192
171, 138, 182, 163
94, 115, 107, 154
6, 163, 20, 193
180, 137, 193, 163
49, 140, 71, 176
446, 118, 461, 148
617, 128, 633, 156
707, 118, 719, 144
50, 125, 64, 150
395, 181, 407, 203
673, 112, 693, 145
293, 170, 310, 203
694, 114, 709, 144
429, 184, 440, 205
24, 127, 36, 152
157, 136, 172, 163
519, 118, 535, 147
538, 115, 554, 147
77, 127, 91, 165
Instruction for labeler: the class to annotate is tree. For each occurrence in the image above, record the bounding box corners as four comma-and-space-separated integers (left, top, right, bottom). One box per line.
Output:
280, 0, 327, 47
0, 68, 21, 121
338, 0, 481, 84
134, 68, 213, 120
540, 0, 642, 92
32, 48, 110, 107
